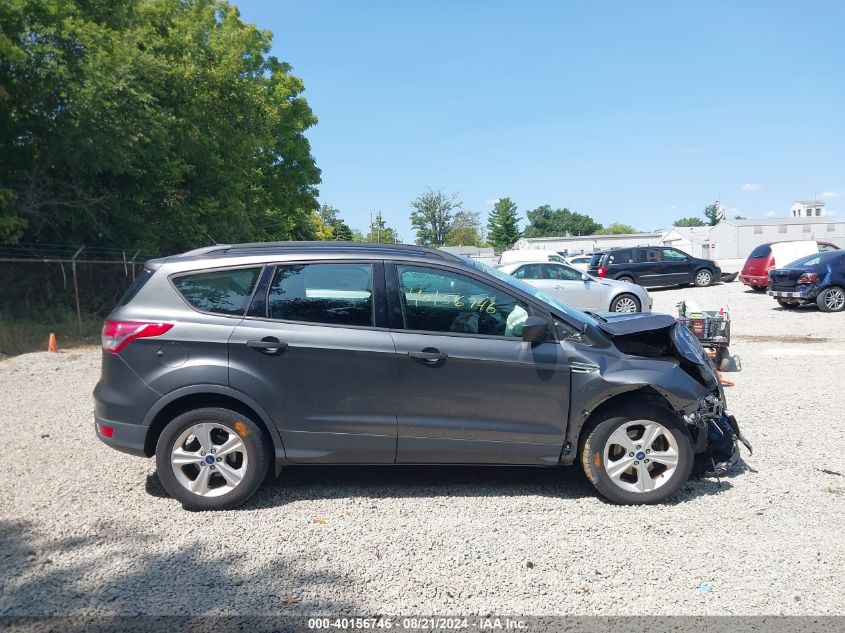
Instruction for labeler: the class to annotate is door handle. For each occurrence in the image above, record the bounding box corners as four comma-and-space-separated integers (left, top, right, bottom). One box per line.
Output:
408, 349, 448, 363
246, 337, 288, 354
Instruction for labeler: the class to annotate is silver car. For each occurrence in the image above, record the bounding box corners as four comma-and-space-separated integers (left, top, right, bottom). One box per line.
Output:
497, 261, 652, 313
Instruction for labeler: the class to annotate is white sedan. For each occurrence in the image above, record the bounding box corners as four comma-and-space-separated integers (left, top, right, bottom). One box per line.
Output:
497, 261, 652, 313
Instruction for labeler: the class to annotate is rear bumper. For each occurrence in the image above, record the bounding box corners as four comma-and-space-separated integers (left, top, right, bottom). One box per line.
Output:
767, 286, 819, 301
94, 414, 149, 457
739, 274, 769, 286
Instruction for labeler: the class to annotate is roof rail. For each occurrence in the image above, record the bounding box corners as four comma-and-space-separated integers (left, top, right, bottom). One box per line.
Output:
175, 241, 464, 262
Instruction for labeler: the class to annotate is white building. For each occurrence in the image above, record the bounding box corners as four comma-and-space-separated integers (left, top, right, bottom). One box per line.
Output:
790, 200, 826, 218
514, 232, 662, 255
659, 226, 714, 259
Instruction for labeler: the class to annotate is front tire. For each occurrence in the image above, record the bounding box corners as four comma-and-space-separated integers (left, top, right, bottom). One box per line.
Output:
817, 286, 845, 312
155, 408, 271, 511
609, 293, 641, 313
580, 404, 693, 504
694, 269, 713, 287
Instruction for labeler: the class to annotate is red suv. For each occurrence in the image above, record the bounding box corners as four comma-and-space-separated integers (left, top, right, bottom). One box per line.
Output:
740, 241, 840, 291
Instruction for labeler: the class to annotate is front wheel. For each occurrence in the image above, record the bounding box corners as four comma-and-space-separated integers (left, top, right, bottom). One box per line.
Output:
580, 404, 693, 504
609, 293, 641, 313
694, 269, 713, 287
817, 286, 845, 312
155, 408, 271, 510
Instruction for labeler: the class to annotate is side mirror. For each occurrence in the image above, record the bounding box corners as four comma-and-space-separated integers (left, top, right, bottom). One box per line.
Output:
521, 316, 550, 343
581, 273, 591, 282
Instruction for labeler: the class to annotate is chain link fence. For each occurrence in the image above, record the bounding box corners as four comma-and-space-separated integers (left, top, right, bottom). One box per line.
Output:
0, 243, 158, 356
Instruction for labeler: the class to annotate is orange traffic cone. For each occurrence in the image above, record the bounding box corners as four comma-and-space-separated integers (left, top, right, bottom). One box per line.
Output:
48, 333, 58, 353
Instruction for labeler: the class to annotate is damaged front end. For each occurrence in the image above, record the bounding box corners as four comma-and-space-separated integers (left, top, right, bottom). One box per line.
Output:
592, 311, 752, 478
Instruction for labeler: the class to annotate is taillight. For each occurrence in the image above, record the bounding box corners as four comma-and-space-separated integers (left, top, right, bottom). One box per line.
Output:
97, 422, 114, 438
101, 320, 173, 353
797, 272, 818, 284
691, 319, 705, 335
597, 266, 607, 277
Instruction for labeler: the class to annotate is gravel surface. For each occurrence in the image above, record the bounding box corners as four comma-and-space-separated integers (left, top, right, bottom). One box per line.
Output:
1, 281, 844, 616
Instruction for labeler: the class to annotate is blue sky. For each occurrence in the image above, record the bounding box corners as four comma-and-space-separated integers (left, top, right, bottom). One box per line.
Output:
235, 0, 844, 239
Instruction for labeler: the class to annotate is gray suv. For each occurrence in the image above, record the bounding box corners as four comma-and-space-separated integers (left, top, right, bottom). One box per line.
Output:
95, 242, 750, 510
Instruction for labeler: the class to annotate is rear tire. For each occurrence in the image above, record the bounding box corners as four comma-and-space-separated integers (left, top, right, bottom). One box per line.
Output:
616, 275, 634, 284
817, 286, 845, 313
694, 269, 713, 287
776, 298, 800, 310
580, 404, 693, 505
155, 408, 271, 511
609, 293, 641, 313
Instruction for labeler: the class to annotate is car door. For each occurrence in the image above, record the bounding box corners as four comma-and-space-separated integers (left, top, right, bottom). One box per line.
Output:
387, 262, 571, 465
228, 261, 398, 463
660, 248, 694, 284
543, 263, 601, 310
634, 248, 669, 286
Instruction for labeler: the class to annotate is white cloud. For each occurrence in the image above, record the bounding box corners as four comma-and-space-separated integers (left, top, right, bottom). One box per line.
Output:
819, 191, 841, 199
741, 183, 763, 192
766, 210, 777, 217
485, 198, 500, 205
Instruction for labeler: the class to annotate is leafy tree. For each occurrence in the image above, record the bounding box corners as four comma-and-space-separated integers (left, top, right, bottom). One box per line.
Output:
319, 204, 353, 240
366, 212, 398, 244
673, 217, 706, 227
0, 0, 321, 251
703, 201, 722, 226
598, 222, 637, 235
523, 205, 603, 237
486, 198, 521, 250
445, 210, 482, 246
350, 228, 366, 242
410, 188, 460, 246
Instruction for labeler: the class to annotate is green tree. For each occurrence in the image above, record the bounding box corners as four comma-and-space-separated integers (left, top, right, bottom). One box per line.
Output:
703, 201, 722, 226
487, 198, 521, 250
673, 216, 706, 227
410, 188, 460, 246
598, 222, 637, 235
523, 205, 603, 237
350, 228, 366, 242
318, 204, 353, 240
366, 212, 398, 244
0, 0, 320, 251
445, 210, 482, 246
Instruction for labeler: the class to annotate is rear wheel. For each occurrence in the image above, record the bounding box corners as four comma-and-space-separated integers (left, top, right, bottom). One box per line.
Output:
776, 298, 800, 309
580, 404, 693, 504
817, 286, 845, 312
609, 293, 641, 313
155, 407, 271, 511
616, 275, 634, 284
694, 269, 713, 287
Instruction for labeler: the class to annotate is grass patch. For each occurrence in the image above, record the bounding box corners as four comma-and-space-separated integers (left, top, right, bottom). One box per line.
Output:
0, 312, 103, 357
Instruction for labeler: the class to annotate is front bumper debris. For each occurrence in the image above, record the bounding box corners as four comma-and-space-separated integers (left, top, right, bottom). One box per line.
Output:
686, 396, 752, 479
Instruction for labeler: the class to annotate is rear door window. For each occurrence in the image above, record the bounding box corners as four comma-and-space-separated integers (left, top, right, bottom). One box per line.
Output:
268, 263, 374, 326
173, 267, 261, 316
545, 264, 582, 280
512, 264, 543, 279
636, 248, 661, 263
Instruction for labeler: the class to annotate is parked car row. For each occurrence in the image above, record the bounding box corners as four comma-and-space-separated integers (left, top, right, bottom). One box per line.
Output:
767, 250, 845, 312
739, 239, 839, 290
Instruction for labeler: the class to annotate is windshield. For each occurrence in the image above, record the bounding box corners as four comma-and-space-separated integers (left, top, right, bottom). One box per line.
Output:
462, 258, 598, 328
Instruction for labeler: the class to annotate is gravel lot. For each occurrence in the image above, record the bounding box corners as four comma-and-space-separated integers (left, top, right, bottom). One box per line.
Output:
1, 281, 844, 616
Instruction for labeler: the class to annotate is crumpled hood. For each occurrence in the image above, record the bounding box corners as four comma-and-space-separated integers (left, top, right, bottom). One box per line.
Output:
595, 311, 676, 337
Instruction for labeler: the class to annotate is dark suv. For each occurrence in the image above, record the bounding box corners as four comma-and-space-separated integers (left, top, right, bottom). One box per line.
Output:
587, 247, 721, 288
95, 242, 748, 510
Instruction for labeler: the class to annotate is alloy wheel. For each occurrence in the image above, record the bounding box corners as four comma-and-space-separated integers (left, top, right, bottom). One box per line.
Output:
170, 423, 249, 497
613, 297, 639, 312
602, 420, 679, 493
824, 288, 845, 311
696, 271, 711, 286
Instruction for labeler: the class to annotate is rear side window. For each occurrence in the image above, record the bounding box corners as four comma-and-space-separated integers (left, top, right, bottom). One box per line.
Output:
268, 263, 373, 326
608, 249, 635, 264
118, 267, 155, 306
173, 267, 261, 316
748, 244, 771, 259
